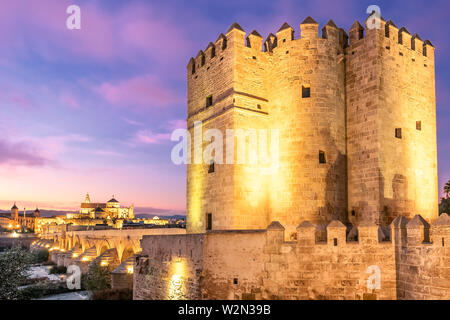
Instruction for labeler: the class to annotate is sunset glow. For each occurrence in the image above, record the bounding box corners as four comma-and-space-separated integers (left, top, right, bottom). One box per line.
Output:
0, 0, 449, 214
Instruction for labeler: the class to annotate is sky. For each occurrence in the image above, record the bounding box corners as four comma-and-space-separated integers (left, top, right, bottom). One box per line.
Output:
0, 0, 449, 214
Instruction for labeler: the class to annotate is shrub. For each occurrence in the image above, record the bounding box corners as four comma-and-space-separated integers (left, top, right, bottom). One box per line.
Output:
49, 265, 67, 274
439, 198, 450, 215
83, 264, 111, 292
0, 246, 33, 299
91, 288, 133, 300
32, 249, 49, 264
20, 282, 72, 300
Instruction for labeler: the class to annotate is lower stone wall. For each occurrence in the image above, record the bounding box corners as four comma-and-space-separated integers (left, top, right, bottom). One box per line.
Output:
134, 234, 204, 300
134, 224, 396, 300
201, 230, 267, 299
395, 216, 450, 299
0, 235, 39, 251
112, 273, 134, 290
133, 215, 450, 300
397, 244, 450, 299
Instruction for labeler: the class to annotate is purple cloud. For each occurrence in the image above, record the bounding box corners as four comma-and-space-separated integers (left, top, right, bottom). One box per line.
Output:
0, 1, 195, 66
133, 129, 171, 145
0, 139, 48, 166
95, 74, 180, 109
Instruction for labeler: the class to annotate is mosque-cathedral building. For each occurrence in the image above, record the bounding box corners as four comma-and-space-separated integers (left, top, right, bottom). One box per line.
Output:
2, 194, 167, 234
70, 193, 135, 220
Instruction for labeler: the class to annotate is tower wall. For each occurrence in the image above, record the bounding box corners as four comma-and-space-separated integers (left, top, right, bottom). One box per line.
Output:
266, 22, 347, 239
187, 16, 438, 236
186, 29, 237, 233
346, 19, 438, 225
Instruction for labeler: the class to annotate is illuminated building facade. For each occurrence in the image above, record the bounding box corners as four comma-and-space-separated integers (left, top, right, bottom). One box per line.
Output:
134, 16, 447, 301
77, 193, 134, 220
186, 16, 438, 240
0, 203, 40, 231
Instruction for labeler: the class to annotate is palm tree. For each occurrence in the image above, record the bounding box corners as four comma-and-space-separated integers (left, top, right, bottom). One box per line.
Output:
444, 181, 450, 199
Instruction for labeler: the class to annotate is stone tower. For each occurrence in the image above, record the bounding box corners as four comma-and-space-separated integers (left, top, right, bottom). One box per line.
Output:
346, 17, 438, 225
186, 14, 438, 238
85, 193, 91, 203
11, 203, 18, 221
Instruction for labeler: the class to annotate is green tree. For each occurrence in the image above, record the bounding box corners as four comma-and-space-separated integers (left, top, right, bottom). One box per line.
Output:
0, 246, 33, 300
31, 249, 49, 264
84, 264, 111, 292
440, 198, 450, 215
444, 181, 450, 199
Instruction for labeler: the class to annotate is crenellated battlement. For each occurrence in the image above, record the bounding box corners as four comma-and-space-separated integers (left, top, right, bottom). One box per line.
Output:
187, 17, 349, 76
188, 14, 434, 80
271, 214, 450, 248
347, 14, 435, 61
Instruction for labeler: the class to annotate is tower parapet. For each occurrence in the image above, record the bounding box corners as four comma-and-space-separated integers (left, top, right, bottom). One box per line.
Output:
300, 16, 319, 39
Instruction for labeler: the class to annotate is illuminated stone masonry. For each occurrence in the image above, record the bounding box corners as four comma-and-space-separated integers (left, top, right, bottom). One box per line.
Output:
134, 15, 443, 300
135, 214, 450, 300
186, 16, 437, 239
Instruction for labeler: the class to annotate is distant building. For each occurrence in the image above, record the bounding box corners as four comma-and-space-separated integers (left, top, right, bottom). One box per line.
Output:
77, 193, 134, 220
0, 203, 40, 231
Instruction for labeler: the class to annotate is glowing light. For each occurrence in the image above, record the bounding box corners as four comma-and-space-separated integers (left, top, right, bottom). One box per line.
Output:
45, 244, 50, 248
72, 253, 79, 258
8, 224, 12, 229
82, 257, 89, 261
126, 266, 134, 274
168, 259, 186, 300
11, 232, 19, 238
101, 261, 108, 267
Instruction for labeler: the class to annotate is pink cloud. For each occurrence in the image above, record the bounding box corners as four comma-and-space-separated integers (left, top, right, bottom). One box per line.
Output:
60, 92, 79, 109
0, 1, 195, 65
123, 118, 144, 126
96, 74, 180, 108
134, 129, 171, 145
0, 132, 92, 170
0, 87, 33, 108
0, 139, 48, 166
166, 119, 187, 131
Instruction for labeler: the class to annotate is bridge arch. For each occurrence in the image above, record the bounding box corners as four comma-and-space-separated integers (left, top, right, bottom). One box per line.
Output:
121, 245, 135, 263
96, 240, 111, 256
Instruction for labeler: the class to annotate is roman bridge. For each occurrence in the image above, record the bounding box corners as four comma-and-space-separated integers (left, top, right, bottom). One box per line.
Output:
31, 227, 186, 290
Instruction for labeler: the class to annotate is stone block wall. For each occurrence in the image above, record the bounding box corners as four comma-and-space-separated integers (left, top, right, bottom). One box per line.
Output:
112, 273, 133, 290
346, 18, 437, 225
395, 214, 450, 299
186, 16, 438, 238
134, 215, 450, 300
